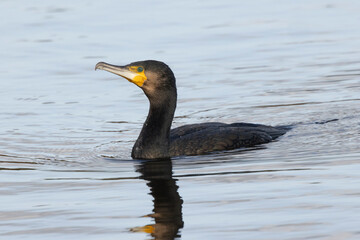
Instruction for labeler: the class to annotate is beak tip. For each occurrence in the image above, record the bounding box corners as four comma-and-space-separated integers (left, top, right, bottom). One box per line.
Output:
95, 62, 105, 71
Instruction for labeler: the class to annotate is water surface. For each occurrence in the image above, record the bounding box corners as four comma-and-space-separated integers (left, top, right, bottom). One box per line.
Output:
1, 0, 360, 239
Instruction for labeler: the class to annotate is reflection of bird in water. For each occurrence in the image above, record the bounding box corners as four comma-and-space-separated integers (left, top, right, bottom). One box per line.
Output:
132, 159, 183, 240
95, 60, 289, 159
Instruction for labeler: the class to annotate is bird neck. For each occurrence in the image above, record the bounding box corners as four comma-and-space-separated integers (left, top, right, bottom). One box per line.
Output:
132, 91, 177, 159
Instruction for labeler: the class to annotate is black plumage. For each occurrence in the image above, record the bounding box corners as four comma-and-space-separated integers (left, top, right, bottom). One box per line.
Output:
95, 60, 288, 159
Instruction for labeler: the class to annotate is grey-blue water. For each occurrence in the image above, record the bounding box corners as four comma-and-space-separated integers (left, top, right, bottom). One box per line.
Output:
1, 0, 360, 239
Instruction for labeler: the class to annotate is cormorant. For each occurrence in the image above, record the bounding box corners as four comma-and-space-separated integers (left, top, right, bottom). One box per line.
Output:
95, 60, 288, 159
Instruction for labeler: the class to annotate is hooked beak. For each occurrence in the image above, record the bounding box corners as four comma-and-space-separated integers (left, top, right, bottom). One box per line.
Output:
95, 62, 147, 87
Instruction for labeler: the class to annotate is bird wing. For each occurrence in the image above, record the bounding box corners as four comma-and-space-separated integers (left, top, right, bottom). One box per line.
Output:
169, 123, 275, 157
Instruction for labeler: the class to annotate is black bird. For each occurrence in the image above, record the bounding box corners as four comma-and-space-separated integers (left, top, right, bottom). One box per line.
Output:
95, 60, 288, 159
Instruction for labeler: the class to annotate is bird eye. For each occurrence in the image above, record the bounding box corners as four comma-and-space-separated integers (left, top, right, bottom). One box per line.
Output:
137, 67, 143, 72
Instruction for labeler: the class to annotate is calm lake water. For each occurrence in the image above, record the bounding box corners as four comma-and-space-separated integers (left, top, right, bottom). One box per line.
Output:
1, 0, 360, 239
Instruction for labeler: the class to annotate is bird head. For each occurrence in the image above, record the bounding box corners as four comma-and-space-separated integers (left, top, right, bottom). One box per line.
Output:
95, 60, 176, 100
